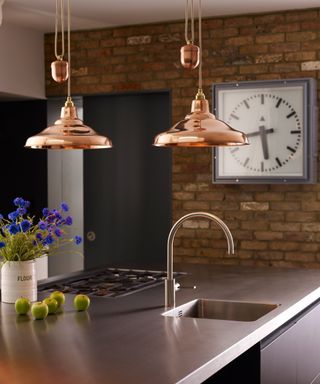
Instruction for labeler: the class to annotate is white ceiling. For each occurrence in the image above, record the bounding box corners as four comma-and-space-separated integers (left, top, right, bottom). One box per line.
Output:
3, 0, 320, 33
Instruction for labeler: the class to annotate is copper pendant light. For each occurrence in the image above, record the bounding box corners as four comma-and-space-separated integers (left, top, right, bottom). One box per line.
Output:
25, 0, 112, 150
154, 0, 249, 148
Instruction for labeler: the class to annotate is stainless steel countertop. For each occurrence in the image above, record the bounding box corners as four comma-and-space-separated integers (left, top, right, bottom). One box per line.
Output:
1, 264, 320, 384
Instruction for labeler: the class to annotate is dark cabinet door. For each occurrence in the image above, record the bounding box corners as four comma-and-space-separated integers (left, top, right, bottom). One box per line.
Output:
83, 92, 171, 270
261, 300, 320, 384
0, 100, 47, 215
261, 324, 297, 384
296, 303, 320, 384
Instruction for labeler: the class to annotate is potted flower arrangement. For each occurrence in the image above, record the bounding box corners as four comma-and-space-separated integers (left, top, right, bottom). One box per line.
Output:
0, 197, 82, 303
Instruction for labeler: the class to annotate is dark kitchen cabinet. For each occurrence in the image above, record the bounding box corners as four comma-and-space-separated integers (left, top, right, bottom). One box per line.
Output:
261, 299, 320, 384
0, 100, 47, 215
206, 300, 320, 384
204, 344, 260, 384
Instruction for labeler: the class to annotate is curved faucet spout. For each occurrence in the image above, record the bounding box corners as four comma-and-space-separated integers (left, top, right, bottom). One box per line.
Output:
165, 211, 234, 308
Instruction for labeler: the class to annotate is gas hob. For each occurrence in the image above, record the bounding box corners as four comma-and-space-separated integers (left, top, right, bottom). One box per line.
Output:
38, 267, 180, 298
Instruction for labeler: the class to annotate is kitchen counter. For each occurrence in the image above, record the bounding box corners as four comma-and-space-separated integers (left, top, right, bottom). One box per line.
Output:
1, 264, 320, 384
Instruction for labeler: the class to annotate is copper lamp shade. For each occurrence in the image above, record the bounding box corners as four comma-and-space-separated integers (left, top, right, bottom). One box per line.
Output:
25, 98, 112, 149
154, 91, 248, 147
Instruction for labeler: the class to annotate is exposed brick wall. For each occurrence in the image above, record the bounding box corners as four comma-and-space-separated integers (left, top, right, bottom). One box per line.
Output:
45, 8, 320, 269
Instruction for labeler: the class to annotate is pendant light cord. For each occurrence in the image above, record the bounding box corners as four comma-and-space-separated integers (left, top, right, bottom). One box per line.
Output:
185, 0, 195, 44
198, 0, 202, 91
54, 0, 65, 60
67, 0, 71, 100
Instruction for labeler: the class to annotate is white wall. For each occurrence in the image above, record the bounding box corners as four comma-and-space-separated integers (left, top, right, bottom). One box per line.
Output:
0, 21, 45, 99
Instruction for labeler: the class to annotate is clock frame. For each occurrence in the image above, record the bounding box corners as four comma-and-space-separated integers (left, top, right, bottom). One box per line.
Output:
212, 78, 317, 184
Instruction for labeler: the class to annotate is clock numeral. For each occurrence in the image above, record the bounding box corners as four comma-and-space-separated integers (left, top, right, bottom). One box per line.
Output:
290, 130, 300, 134
275, 157, 282, 167
230, 113, 239, 120
243, 100, 250, 109
230, 147, 239, 154
261, 162, 264, 172
244, 158, 249, 167
260, 116, 265, 122
261, 94, 264, 105
286, 111, 296, 119
287, 146, 296, 153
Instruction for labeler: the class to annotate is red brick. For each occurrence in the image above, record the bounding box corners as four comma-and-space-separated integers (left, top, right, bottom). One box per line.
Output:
256, 34, 285, 44
241, 241, 268, 250
255, 54, 283, 64
272, 42, 301, 53
255, 231, 283, 240
226, 36, 254, 46
254, 14, 285, 24
285, 252, 315, 262
286, 10, 318, 22
270, 223, 301, 232
240, 202, 269, 211
197, 192, 224, 201
271, 23, 300, 33
240, 45, 268, 54
255, 192, 284, 201
270, 241, 299, 251
239, 65, 268, 74
286, 31, 317, 42
285, 51, 316, 62
225, 16, 254, 27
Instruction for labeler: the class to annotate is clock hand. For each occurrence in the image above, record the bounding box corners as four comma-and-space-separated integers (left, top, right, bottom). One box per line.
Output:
246, 128, 274, 138
259, 125, 270, 160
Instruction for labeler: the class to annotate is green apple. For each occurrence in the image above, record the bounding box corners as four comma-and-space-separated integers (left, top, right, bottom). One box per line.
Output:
73, 294, 90, 311
31, 302, 49, 320
15, 297, 31, 315
50, 291, 65, 307
43, 297, 58, 314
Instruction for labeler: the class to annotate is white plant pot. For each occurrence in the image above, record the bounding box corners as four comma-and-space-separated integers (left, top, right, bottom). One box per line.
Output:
35, 254, 48, 281
1, 260, 37, 303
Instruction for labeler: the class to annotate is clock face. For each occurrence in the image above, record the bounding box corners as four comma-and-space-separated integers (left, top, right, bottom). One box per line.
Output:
227, 93, 302, 173
216, 85, 305, 179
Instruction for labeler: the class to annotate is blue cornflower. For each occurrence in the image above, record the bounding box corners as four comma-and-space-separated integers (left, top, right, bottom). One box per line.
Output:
43, 235, 54, 245
54, 228, 62, 237
53, 210, 62, 220
61, 202, 69, 212
17, 207, 27, 216
47, 214, 55, 223
42, 208, 50, 217
65, 216, 73, 226
36, 232, 43, 241
8, 223, 20, 235
0, 242, 5, 248
74, 235, 82, 245
0, 214, 3, 220
20, 220, 31, 232
24, 200, 31, 208
39, 220, 47, 230
13, 197, 24, 207
8, 211, 19, 221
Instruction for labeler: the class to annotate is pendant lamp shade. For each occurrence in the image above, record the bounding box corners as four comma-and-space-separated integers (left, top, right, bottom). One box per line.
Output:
25, 98, 112, 149
154, 92, 248, 147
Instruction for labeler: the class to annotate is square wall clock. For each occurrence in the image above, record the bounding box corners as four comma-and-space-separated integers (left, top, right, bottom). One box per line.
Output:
212, 78, 317, 184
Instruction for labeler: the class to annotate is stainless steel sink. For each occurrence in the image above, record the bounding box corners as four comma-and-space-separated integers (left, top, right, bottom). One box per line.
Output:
162, 299, 279, 322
